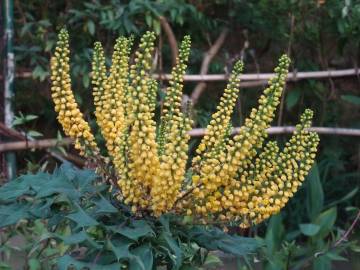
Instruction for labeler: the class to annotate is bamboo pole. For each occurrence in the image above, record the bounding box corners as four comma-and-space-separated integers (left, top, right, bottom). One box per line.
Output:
0, 138, 73, 152
1, 126, 360, 152
4, 68, 360, 83
154, 68, 360, 82
0, 123, 85, 166
2, 0, 16, 178
188, 126, 360, 137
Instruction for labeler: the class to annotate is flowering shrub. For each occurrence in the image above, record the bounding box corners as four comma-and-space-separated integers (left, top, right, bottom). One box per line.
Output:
0, 28, 321, 269
50, 29, 319, 228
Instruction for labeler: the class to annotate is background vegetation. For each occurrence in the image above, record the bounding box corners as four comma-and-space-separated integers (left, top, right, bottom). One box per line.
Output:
0, 0, 359, 269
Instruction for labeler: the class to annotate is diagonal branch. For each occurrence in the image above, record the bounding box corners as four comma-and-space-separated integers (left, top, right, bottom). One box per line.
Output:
159, 16, 178, 66
190, 28, 229, 105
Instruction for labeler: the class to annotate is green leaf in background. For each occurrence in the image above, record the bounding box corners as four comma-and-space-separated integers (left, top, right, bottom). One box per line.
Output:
203, 254, 223, 268
153, 19, 161, 35
0, 262, 12, 270
58, 255, 85, 270
29, 197, 55, 218
188, 226, 263, 256
0, 175, 36, 202
32, 65, 49, 81
66, 204, 99, 229
314, 207, 337, 238
27, 130, 43, 137
93, 195, 118, 215
108, 238, 133, 261
28, 258, 41, 270
325, 251, 348, 262
34, 175, 80, 200
145, 13, 152, 27
161, 232, 184, 270
327, 187, 358, 207
61, 230, 90, 245
299, 223, 321, 236
313, 255, 331, 270
57, 163, 101, 194
129, 243, 154, 270
341, 94, 360, 105
25, 114, 38, 121
108, 220, 154, 241
286, 88, 301, 110
12, 113, 38, 126
58, 255, 122, 270
265, 214, 284, 255
306, 164, 324, 221
82, 74, 90, 88
87, 20, 95, 35
0, 203, 31, 227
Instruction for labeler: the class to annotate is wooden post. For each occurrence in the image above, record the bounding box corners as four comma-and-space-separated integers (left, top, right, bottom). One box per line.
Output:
2, 0, 16, 179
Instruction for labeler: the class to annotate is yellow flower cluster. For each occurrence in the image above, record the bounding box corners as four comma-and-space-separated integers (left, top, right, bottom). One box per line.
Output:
219, 109, 319, 227
189, 56, 290, 217
125, 32, 160, 209
91, 37, 134, 197
192, 61, 243, 171
51, 29, 320, 226
151, 36, 192, 215
50, 29, 98, 156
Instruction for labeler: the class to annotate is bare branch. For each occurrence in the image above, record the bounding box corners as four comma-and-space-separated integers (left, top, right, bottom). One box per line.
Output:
159, 16, 178, 66
190, 29, 229, 104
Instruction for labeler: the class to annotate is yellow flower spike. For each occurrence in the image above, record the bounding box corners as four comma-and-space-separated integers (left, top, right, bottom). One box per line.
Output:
191, 55, 290, 215
91, 41, 107, 131
246, 109, 319, 226
152, 36, 192, 215
91, 37, 132, 181
105, 37, 132, 171
224, 55, 290, 177
224, 141, 281, 225
193, 60, 243, 167
158, 35, 191, 155
187, 60, 244, 213
51, 28, 99, 157
125, 31, 160, 209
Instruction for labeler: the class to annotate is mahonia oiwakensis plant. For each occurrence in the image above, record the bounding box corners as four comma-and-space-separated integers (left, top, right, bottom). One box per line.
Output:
50, 28, 320, 228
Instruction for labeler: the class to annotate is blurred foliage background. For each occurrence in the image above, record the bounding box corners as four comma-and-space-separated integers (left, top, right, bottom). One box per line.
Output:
0, 0, 360, 269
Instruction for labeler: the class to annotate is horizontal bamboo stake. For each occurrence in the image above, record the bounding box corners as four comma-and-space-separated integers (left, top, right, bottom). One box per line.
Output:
155, 68, 360, 82
0, 138, 73, 152
4, 68, 359, 82
1, 126, 359, 152
189, 126, 360, 137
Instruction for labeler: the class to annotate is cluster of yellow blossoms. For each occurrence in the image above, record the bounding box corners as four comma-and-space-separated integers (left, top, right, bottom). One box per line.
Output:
50, 30, 98, 156
51, 29, 319, 227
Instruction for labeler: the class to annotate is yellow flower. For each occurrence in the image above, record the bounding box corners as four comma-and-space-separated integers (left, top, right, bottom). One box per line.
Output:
50, 29, 99, 157
152, 36, 192, 215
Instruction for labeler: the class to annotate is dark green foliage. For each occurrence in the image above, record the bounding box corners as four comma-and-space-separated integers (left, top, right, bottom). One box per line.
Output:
0, 163, 261, 269
255, 163, 359, 270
